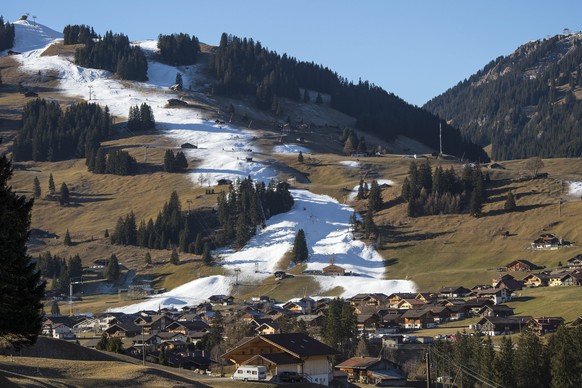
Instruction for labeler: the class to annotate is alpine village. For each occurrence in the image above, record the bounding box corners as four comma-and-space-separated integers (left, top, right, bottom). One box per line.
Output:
1, 11, 582, 388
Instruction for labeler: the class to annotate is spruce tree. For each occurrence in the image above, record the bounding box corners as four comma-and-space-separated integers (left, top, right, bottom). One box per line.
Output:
60, 182, 70, 204
504, 190, 517, 211
297, 151, 304, 163
96, 334, 108, 350
104, 228, 109, 238
303, 89, 310, 103
194, 234, 203, 255
33, 176, 41, 198
50, 300, 60, 316
106, 254, 120, 282
48, 173, 55, 195
202, 242, 212, 265
292, 229, 308, 263
315, 92, 323, 104
495, 336, 516, 388
170, 247, 179, 265
364, 210, 377, 238
514, 328, 548, 388
63, 229, 72, 246
367, 179, 383, 212
144, 251, 152, 264
175, 72, 183, 89
0, 155, 45, 350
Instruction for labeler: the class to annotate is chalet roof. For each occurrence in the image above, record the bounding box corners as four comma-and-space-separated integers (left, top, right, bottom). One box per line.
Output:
387, 292, 417, 300
506, 259, 541, 269
401, 309, 433, 318
336, 356, 383, 369
478, 316, 532, 326
243, 352, 301, 366
260, 333, 340, 358
167, 320, 209, 331
439, 286, 471, 294
567, 254, 582, 263
323, 264, 345, 272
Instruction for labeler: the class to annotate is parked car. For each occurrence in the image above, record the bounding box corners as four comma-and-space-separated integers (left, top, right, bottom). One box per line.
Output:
279, 371, 302, 383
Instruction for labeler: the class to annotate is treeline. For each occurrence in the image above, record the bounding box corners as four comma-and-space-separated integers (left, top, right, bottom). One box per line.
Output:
35, 252, 82, 292
208, 33, 488, 161
216, 178, 294, 248
432, 327, 582, 388
424, 35, 582, 160
0, 16, 15, 51
110, 191, 218, 254
157, 33, 200, 66
87, 148, 138, 176
13, 99, 112, 162
62, 24, 97, 45
401, 160, 486, 217
74, 31, 147, 81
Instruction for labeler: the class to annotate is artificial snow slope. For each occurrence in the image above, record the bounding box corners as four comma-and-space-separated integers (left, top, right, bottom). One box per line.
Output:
10, 21, 416, 312
11, 19, 63, 53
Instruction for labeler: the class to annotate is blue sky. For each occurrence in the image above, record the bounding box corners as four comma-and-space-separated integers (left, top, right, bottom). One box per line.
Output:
3, 1, 581, 106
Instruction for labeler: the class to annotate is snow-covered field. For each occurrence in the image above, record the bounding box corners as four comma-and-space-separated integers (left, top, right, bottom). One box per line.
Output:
567, 181, 582, 197
340, 160, 360, 168
9, 20, 416, 312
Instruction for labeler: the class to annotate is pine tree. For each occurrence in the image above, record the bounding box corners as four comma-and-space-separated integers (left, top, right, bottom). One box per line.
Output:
33, 176, 41, 198
144, 251, 152, 264
292, 229, 308, 263
107, 337, 124, 353
194, 234, 203, 255
175, 72, 183, 90
364, 210, 376, 238
297, 151, 304, 163
315, 92, 323, 104
104, 228, 109, 238
0, 155, 46, 350
495, 336, 516, 388
202, 242, 212, 265
367, 179, 383, 212
303, 89, 310, 103
50, 300, 61, 316
60, 182, 70, 204
106, 254, 120, 282
96, 334, 108, 350
514, 328, 548, 388
48, 173, 55, 195
356, 179, 365, 200
504, 190, 517, 211
549, 325, 582, 388
235, 215, 250, 249
63, 229, 72, 246
170, 247, 179, 265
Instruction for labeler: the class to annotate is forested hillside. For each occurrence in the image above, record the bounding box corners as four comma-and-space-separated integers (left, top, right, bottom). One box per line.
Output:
209, 33, 488, 161
424, 33, 582, 160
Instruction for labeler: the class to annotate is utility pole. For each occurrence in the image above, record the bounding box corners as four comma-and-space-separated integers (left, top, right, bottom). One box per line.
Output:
69, 279, 83, 316
88, 85, 93, 101
426, 348, 431, 388
142, 326, 146, 366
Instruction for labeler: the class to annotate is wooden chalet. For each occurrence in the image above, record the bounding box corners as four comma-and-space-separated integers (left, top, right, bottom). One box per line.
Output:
522, 273, 550, 287
567, 254, 582, 269
322, 264, 346, 276
505, 259, 542, 272
400, 309, 436, 329
528, 317, 565, 335
492, 273, 523, 291
471, 287, 511, 305
134, 314, 174, 335
478, 304, 514, 318
439, 286, 471, 298
350, 293, 389, 307
335, 357, 406, 386
531, 233, 561, 250
387, 293, 418, 309
222, 333, 340, 386
180, 142, 197, 149
356, 313, 381, 333
549, 271, 575, 286
475, 316, 531, 336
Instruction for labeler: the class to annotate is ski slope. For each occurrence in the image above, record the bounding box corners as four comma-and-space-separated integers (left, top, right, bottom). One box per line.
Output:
9, 21, 416, 312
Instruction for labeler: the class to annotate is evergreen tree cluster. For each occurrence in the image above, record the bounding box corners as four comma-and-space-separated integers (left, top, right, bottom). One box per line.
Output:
432, 326, 582, 388
216, 178, 294, 247
208, 33, 488, 161
340, 128, 368, 155
62, 24, 97, 45
163, 149, 188, 172
291, 229, 308, 263
35, 252, 82, 292
88, 149, 138, 176
322, 298, 357, 357
157, 33, 200, 66
401, 160, 486, 217
0, 16, 15, 52
0, 156, 45, 351
110, 191, 217, 254
74, 31, 147, 81
424, 34, 582, 160
13, 99, 112, 162
127, 103, 155, 132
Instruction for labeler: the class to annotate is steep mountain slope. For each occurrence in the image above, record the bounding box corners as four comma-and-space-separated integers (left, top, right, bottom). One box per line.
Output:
424, 32, 582, 160
2, 20, 416, 310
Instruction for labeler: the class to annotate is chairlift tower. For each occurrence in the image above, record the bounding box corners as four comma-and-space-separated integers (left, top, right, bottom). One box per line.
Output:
439, 121, 443, 157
